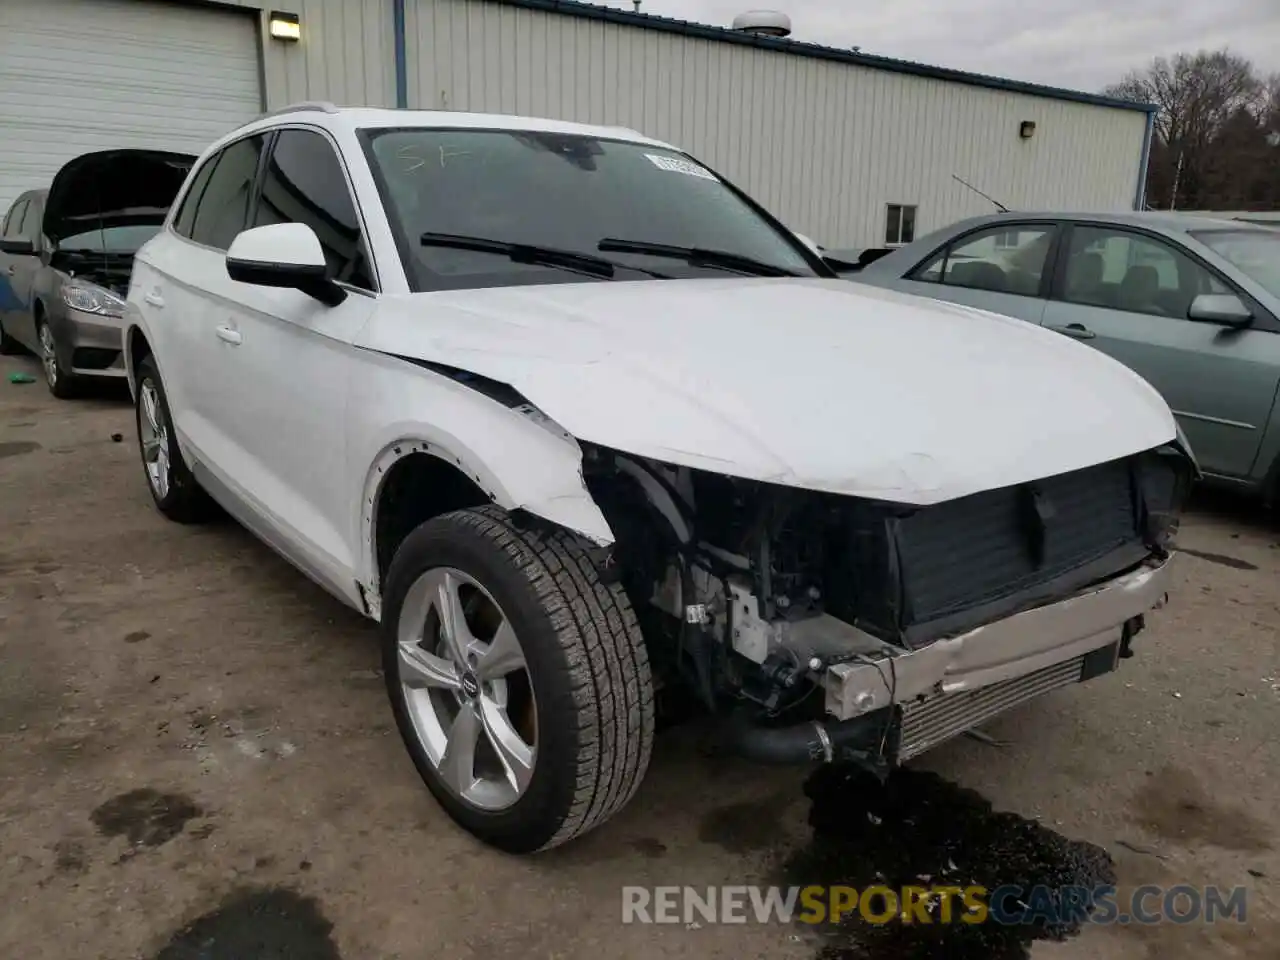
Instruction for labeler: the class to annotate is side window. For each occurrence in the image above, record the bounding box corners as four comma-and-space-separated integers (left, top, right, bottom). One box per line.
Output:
912, 224, 1054, 296
172, 158, 218, 240
1060, 226, 1225, 319
188, 135, 268, 251
2, 199, 28, 241
885, 203, 917, 245
252, 129, 375, 291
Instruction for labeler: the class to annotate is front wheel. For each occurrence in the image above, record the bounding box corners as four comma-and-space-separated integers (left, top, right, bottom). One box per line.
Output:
382, 505, 655, 853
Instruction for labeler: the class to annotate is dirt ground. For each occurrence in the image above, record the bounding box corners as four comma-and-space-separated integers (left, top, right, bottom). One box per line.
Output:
2, 351, 1279, 960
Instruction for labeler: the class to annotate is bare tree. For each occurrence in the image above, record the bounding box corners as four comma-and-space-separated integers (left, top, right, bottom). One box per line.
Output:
1105, 50, 1274, 210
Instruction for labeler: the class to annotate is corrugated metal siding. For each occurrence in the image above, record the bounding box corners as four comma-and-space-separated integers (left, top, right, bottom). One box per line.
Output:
404, 0, 1147, 248
212, 0, 396, 109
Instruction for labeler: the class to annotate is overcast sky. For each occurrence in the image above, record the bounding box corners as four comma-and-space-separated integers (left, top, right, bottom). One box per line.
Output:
621, 0, 1280, 92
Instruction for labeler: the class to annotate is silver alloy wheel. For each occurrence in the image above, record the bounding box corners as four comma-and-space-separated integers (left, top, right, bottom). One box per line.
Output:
39, 323, 58, 388
138, 380, 171, 500
397, 567, 537, 811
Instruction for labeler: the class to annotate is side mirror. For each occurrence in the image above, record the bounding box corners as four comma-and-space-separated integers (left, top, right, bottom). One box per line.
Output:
225, 223, 346, 307
1187, 292, 1252, 328
0, 237, 35, 256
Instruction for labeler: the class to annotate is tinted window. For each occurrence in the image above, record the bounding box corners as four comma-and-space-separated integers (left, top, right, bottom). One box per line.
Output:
253, 129, 375, 290
2, 199, 28, 241
1191, 229, 1280, 300
188, 135, 267, 250
172, 158, 218, 239
362, 128, 817, 291
912, 224, 1054, 296
59, 225, 163, 254
1060, 226, 1228, 318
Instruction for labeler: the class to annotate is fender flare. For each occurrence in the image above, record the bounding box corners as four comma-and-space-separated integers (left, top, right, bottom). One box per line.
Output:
356, 432, 615, 616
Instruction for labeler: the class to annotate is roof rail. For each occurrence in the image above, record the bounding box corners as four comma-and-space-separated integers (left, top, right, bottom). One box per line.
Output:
257, 100, 340, 120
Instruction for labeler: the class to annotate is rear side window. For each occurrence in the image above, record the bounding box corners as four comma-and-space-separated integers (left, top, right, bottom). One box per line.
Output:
172, 160, 217, 239
912, 224, 1055, 296
2, 199, 29, 240
186, 135, 268, 250
252, 129, 375, 290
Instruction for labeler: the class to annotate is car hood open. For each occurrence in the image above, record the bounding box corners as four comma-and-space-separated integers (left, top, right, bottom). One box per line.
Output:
43, 149, 195, 247
357, 277, 1180, 505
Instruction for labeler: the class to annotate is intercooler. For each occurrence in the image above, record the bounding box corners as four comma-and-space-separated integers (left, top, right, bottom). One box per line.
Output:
896, 654, 1087, 760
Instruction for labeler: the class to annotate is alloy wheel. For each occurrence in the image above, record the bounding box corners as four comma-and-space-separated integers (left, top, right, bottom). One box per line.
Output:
138, 380, 171, 500
396, 567, 537, 811
39, 323, 59, 388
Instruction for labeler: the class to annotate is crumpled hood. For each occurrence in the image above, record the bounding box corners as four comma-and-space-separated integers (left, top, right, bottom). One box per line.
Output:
44, 149, 195, 246
356, 277, 1179, 505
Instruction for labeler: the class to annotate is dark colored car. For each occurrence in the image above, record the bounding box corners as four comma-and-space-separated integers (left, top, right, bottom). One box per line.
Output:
0, 150, 194, 397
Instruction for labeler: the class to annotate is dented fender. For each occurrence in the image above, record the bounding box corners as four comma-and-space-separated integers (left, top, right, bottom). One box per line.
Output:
348, 349, 615, 597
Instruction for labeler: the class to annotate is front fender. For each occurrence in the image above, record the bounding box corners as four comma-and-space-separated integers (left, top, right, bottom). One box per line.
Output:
348, 350, 616, 589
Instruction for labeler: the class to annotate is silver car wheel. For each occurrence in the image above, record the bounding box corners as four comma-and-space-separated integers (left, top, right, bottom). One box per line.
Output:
397, 566, 537, 812
39, 323, 58, 388
138, 380, 171, 500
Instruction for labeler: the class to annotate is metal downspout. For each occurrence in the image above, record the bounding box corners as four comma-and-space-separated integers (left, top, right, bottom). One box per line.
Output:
1134, 108, 1155, 210
393, 0, 408, 108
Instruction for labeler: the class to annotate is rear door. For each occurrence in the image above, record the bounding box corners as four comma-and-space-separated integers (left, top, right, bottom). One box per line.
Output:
876, 221, 1059, 324
0, 196, 39, 348
1043, 222, 1280, 480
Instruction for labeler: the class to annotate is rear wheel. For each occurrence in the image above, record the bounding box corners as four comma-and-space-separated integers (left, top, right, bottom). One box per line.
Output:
37, 318, 78, 399
134, 355, 215, 523
383, 505, 654, 853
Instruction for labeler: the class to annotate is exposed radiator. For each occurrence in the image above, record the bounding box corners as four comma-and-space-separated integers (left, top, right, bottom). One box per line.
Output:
896, 655, 1085, 761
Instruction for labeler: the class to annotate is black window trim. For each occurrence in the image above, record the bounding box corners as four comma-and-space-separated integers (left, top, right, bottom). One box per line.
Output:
1048, 220, 1279, 334
905, 218, 1064, 300
354, 124, 833, 295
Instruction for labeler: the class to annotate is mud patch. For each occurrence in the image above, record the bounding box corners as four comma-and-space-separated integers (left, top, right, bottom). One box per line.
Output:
1178, 548, 1258, 571
52, 839, 87, 874
91, 788, 202, 848
1131, 766, 1272, 852
700, 789, 795, 854
150, 887, 340, 960
0, 440, 41, 459
124, 630, 151, 644
778, 766, 1115, 959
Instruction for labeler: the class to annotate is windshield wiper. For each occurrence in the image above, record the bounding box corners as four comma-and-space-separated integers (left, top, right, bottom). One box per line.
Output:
597, 238, 802, 277
419, 232, 670, 280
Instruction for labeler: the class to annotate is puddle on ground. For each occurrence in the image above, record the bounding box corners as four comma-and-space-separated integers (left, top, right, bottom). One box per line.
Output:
90, 788, 202, 848
150, 887, 340, 960
777, 766, 1115, 960
1131, 765, 1272, 852
1178, 548, 1258, 571
0, 440, 41, 459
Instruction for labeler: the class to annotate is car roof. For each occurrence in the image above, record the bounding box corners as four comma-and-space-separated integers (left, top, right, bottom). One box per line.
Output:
941, 210, 1274, 237
230, 102, 676, 152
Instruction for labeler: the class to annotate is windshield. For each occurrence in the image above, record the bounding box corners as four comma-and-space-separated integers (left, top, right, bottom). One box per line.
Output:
362, 128, 819, 290
57, 224, 162, 255
1191, 229, 1280, 299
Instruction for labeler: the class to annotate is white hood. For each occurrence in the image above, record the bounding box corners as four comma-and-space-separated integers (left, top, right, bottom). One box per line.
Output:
355, 277, 1177, 505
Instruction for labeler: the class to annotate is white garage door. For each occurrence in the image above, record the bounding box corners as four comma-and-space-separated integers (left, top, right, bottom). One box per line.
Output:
0, 0, 263, 211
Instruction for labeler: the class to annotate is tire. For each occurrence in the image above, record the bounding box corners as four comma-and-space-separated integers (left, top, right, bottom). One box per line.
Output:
134, 354, 215, 523
37, 316, 78, 399
382, 505, 654, 854
0, 318, 20, 356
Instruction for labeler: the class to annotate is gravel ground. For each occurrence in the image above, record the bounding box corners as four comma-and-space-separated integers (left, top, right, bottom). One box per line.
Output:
2, 352, 1278, 960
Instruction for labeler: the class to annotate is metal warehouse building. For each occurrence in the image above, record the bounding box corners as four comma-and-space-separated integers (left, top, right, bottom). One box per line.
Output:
0, 0, 1155, 248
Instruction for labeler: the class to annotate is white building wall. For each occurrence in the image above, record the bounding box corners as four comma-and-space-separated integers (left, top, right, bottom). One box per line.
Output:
403, 0, 1148, 248
208, 0, 396, 110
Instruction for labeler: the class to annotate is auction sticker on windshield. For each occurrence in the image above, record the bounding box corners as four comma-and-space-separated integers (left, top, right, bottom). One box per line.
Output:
645, 153, 718, 181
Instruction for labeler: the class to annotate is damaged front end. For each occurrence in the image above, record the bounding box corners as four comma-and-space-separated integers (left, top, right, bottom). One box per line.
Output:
582, 440, 1194, 775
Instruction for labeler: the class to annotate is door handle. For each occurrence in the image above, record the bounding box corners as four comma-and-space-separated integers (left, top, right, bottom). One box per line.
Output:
144, 292, 165, 308
215, 325, 243, 345
1047, 322, 1096, 340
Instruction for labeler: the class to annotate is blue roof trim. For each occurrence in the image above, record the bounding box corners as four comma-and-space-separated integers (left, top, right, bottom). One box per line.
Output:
493, 0, 1157, 114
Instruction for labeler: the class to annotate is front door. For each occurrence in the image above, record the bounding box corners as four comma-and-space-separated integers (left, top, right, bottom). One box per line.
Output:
209, 127, 380, 593
883, 221, 1058, 325
1043, 223, 1280, 479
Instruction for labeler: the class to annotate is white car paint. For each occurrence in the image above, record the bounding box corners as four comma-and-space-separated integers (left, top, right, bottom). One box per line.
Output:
124, 105, 1179, 616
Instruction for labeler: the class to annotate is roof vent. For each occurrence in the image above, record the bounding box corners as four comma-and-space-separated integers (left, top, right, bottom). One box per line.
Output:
731, 10, 792, 37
